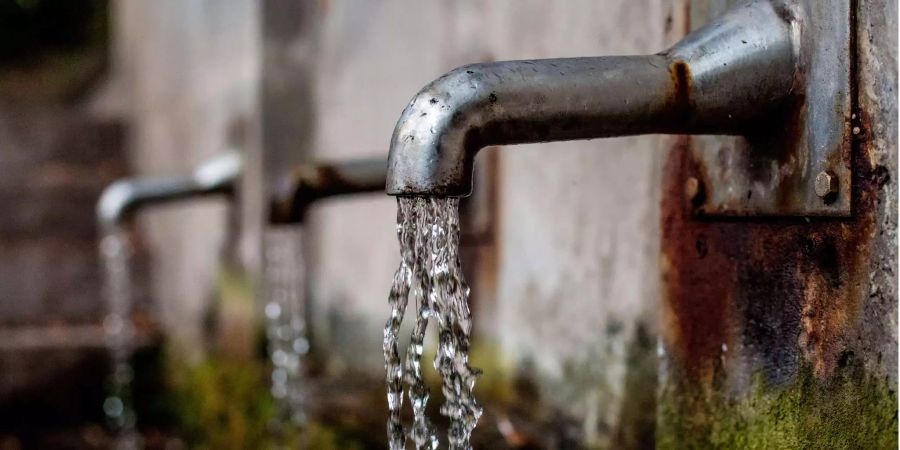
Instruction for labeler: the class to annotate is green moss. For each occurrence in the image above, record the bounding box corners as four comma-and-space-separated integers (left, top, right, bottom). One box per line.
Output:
216, 266, 256, 306
612, 323, 657, 449
469, 341, 517, 404
659, 367, 897, 449
415, 338, 520, 414
169, 357, 283, 450
164, 352, 385, 448
210, 265, 267, 361
301, 422, 366, 450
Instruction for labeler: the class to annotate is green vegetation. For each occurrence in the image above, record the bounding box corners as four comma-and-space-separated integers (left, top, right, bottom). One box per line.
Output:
168, 357, 280, 450
154, 265, 375, 449
163, 265, 280, 448
420, 340, 515, 405
658, 367, 898, 449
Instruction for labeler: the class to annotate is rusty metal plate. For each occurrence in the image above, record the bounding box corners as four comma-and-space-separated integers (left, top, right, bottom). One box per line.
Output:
688, 0, 853, 216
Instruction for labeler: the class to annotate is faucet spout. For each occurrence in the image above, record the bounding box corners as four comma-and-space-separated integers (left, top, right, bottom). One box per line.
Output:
97, 151, 242, 228
269, 158, 387, 224
386, 0, 796, 196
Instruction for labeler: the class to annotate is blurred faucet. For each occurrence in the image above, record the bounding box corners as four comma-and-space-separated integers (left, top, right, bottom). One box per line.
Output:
97, 151, 242, 229
386, 0, 797, 197
268, 158, 387, 224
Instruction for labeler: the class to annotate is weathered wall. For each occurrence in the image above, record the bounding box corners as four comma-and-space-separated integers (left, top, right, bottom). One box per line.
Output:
94, 1, 896, 447
301, 2, 898, 448
110, 0, 259, 353
0, 0, 126, 425
243, 0, 319, 284
302, 0, 676, 446
305, 0, 486, 371
489, 3, 674, 447
657, 0, 898, 447
0, 110, 126, 424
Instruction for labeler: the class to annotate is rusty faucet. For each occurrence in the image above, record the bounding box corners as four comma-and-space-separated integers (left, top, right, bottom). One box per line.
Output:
97, 151, 242, 229
268, 158, 387, 224
386, 0, 800, 197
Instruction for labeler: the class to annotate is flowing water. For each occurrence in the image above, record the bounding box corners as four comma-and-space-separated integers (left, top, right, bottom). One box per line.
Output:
263, 227, 309, 427
99, 228, 140, 450
384, 197, 482, 450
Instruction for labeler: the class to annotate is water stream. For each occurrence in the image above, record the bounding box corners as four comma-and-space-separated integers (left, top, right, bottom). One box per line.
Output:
99, 227, 140, 450
263, 227, 309, 427
384, 197, 482, 450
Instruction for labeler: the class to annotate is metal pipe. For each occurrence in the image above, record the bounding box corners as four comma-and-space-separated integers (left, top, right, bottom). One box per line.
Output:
269, 158, 387, 224
386, 0, 796, 196
97, 151, 242, 228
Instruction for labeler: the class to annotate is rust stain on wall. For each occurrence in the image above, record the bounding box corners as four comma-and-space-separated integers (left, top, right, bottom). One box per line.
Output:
660, 122, 878, 386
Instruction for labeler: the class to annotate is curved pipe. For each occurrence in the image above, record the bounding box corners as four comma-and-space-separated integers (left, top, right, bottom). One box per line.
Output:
269, 158, 387, 224
386, 0, 797, 196
97, 151, 242, 229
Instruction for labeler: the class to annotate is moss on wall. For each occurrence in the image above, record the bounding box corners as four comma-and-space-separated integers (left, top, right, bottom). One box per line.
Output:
658, 367, 897, 449
169, 357, 279, 449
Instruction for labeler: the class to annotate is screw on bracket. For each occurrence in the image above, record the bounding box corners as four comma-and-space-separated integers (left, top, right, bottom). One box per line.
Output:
685, 176, 704, 206
815, 170, 839, 201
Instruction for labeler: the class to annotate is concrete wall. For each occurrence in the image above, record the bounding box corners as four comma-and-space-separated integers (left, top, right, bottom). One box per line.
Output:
305, 0, 483, 371
490, 6, 672, 445
301, 1, 677, 445
300, 1, 897, 447
110, 0, 259, 353
0, 0, 127, 424
95, 1, 896, 447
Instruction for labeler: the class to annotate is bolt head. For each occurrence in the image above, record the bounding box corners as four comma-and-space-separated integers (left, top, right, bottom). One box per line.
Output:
684, 177, 700, 200
815, 171, 839, 198
684, 176, 706, 207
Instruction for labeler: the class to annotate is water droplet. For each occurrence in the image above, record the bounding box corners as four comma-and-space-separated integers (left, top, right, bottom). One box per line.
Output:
272, 368, 287, 385
273, 349, 289, 366
265, 302, 281, 319
104, 396, 124, 418
99, 229, 138, 446
263, 228, 309, 424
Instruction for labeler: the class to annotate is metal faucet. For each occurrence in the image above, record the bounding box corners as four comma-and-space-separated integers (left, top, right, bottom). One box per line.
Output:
97, 151, 242, 228
386, 0, 816, 198
268, 158, 387, 224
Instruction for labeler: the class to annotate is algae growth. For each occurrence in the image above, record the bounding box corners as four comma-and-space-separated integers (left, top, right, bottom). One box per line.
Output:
658, 366, 897, 449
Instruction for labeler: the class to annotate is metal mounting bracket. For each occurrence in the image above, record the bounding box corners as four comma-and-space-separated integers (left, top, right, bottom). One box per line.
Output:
688, 0, 853, 217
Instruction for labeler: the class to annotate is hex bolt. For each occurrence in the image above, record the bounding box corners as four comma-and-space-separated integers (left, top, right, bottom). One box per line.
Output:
815, 170, 839, 199
685, 177, 700, 199
685, 176, 705, 206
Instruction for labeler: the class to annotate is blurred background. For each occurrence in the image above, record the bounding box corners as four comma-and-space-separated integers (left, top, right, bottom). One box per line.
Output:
0, 0, 895, 449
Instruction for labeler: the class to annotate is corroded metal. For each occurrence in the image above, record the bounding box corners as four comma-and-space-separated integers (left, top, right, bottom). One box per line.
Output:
96, 151, 241, 227
657, 0, 896, 445
659, 131, 891, 445
661, 135, 878, 382
268, 158, 387, 224
815, 171, 839, 199
687, 0, 853, 216
386, 0, 853, 217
